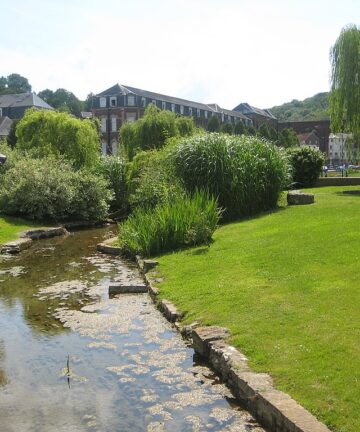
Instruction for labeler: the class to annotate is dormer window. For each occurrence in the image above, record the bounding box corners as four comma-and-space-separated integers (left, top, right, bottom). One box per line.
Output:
100, 97, 107, 108
127, 95, 135, 106
152, 99, 157, 106
162, 101, 166, 110
110, 97, 117, 107
141, 97, 146, 107
180, 105, 184, 115
189, 107, 193, 116
197, 109, 200, 117
204, 110, 208, 119
171, 103, 175, 112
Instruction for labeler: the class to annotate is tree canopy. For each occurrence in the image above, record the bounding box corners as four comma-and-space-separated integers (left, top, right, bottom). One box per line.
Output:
16, 109, 100, 169
37, 88, 84, 117
0, 73, 32, 94
330, 24, 360, 143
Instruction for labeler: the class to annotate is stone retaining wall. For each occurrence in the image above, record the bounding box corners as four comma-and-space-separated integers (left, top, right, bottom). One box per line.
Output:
315, 177, 360, 187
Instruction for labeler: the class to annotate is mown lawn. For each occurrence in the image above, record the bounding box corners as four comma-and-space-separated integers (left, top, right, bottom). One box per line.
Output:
154, 186, 360, 432
0, 215, 45, 244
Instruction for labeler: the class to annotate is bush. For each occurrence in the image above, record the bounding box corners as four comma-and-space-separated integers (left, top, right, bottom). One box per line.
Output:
93, 156, 128, 213
169, 133, 290, 221
126, 150, 184, 210
16, 109, 100, 169
0, 157, 112, 221
175, 115, 195, 137
220, 123, 233, 134
288, 146, 325, 187
207, 115, 220, 132
118, 191, 220, 257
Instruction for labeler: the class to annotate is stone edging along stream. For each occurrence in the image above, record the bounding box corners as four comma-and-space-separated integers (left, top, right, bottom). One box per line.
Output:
99, 237, 330, 432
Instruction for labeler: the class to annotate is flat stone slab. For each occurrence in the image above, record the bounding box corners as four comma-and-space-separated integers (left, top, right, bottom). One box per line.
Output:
22, 227, 68, 240
1, 237, 33, 254
159, 300, 183, 323
108, 283, 147, 295
96, 238, 121, 256
287, 190, 314, 205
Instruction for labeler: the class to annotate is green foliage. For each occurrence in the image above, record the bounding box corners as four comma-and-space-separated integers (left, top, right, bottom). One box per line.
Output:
207, 115, 220, 132
16, 109, 100, 169
258, 123, 270, 139
37, 88, 84, 117
175, 115, 195, 137
118, 190, 220, 257
93, 156, 128, 213
269, 92, 330, 121
120, 104, 182, 160
278, 128, 299, 148
246, 125, 256, 136
0, 156, 111, 221
288, 145, 325, 187
169, 133, 290, 221
126, 150, 184, 210
0, 73, 31, 95
6, 119, 19, 148
220, 122, 233, 135
330, 24, 360, 143
269, 127, 279, 142
234, 121, 245, 135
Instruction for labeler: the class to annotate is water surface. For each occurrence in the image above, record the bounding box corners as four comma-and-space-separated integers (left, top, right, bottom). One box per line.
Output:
0, 227, 264, 432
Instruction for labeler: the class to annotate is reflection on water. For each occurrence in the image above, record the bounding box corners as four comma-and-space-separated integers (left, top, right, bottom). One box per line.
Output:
0, 227, 264, 432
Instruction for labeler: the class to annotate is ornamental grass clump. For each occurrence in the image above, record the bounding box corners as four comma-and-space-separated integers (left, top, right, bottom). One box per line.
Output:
169, 133, 290, 221
118, 191, 220, 257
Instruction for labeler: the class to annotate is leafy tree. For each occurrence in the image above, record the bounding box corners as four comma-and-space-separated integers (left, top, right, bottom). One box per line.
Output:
288, 146, 325, 187
269, 127, 278, 143
84, 92, 95, 111
175, 115, 195, 136
16, 109, 100, 169
258, 123, 270, 140
278, 128, 299, 148
330, 24, 360, 143
0, 73, 31, 94
207, 115, 220, 132
234, 121, 245, 135
246, 125, 256, 136
6, 119, 19, 148
220, 122, 233, 134
37, 88, 84, 116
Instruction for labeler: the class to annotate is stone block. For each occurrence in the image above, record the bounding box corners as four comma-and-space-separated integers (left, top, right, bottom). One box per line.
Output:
108, 283, 147, 295
1, 237, 33, 254
96, 238, 121, 255
159, 300, 183, 322
287, 190, 314, 205
22, 227, 68, 240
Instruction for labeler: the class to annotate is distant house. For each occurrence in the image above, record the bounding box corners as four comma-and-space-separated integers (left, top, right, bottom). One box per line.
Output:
232, 103, 277, 128
0, 92, 53, 120
92, 84, 252, 155
328, 133, 355, 167
297, 131, 320, 149
0, 116, 13, 138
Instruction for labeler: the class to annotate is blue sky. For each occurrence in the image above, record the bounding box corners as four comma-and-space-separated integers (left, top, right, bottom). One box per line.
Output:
1, 0, 359, 108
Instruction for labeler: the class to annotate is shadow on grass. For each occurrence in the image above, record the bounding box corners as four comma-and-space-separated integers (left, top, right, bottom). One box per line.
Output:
0, 214, 42, 228
339, 190, 360, 196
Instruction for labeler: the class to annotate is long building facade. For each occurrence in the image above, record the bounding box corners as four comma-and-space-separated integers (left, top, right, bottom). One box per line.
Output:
92, 84, 252, 154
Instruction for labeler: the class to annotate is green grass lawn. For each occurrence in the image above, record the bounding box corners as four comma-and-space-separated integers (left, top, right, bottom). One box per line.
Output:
0, 215, 46, 244
154, 186, 360, 432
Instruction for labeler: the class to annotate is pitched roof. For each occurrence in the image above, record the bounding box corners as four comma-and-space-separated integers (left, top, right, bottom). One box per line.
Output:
233, 102, 277, 119
0, 92, 53, 110
97, 84, 250, 121
0, 116, 13, 136
297, 131, 319, 143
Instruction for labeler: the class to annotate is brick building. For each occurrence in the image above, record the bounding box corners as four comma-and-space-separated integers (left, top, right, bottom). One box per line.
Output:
92, 84, 252, 154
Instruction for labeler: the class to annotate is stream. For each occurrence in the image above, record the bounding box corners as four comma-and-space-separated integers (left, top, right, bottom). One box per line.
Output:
0, 226, 265, 432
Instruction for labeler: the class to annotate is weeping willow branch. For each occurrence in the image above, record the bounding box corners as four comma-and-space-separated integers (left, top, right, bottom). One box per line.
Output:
330, 24, 360, 145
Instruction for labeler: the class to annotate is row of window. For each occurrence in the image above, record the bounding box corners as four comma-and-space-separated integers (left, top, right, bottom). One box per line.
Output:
98, 96, 245, 124
100, 112, 137, 133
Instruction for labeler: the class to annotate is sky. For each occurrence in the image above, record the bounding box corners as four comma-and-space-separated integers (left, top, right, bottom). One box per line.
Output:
0, 0, 359, 109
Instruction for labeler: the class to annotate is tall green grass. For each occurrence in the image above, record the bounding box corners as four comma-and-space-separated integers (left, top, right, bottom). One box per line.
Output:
118, 191, 220, 257
169, 133, 290, 221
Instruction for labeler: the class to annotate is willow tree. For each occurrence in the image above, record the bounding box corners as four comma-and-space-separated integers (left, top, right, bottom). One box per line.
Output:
330, 24, 360, 144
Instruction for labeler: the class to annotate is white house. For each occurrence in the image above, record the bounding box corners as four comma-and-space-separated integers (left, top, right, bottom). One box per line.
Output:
328, 133, 356, 166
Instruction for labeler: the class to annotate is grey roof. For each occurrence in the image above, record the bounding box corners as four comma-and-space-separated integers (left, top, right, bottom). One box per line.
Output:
97, 84, 251, 121
0, 116, 13, 136
233, 102, 277, 119
0, 92, 53, 110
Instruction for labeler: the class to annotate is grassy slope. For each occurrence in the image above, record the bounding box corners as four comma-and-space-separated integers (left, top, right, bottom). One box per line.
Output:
154, 186, 360, 432
0, 216, 45, 244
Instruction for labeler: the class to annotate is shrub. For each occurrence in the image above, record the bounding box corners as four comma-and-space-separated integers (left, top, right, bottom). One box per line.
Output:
0, 157, 112, 221
288, 145, 325, 187
169, 133, 290, 221
234, 121, 245, 135
175, 116, 195, 137
126, 150, 184, 210
93, 156, 128, 213
207, 115, 220, 132
220, 123, 233, 134
16, 109, 100, 169
118, 191, 220, 257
